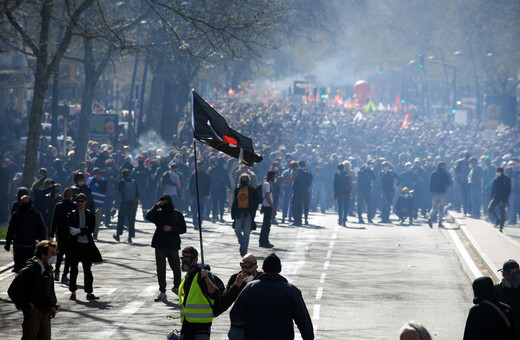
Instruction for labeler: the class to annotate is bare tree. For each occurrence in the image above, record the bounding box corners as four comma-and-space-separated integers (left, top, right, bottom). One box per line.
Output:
1, 0, 95, 188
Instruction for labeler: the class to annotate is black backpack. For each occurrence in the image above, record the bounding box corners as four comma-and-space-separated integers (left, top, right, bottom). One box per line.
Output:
199, 268, 226, 317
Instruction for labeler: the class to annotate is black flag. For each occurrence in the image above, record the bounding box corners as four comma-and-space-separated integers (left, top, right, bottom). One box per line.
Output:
191, 89, 263, 166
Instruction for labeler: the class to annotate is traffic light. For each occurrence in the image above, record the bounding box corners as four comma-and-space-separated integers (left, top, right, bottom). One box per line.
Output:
452, 109, 456, 114
379, 67, 383, 75
419, 56, 424, 69
320, 87, 326, 99
401, 99, 405, 104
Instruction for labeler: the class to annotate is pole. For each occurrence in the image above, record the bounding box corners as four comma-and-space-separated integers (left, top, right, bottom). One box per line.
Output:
50, 64, 60, 147
193, 140, 205, 265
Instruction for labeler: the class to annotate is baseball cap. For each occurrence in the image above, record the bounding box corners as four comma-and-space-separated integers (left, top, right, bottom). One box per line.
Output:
498, 259, 519, 272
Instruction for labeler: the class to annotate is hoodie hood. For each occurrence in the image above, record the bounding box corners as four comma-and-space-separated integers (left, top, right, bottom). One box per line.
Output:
472, 276, 498, 304
159, 194, 174, 210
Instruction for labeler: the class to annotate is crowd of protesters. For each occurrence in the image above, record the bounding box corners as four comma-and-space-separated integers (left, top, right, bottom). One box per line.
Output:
1, 94, 520, 233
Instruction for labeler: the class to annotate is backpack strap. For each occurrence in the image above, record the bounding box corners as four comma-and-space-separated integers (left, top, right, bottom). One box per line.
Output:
482, 300, 511, 328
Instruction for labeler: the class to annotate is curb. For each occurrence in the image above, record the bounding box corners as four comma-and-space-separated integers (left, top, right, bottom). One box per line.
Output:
448, 212, 500, 281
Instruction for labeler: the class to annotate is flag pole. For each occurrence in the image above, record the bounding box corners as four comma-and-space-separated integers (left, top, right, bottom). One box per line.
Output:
193, 139, 205, 266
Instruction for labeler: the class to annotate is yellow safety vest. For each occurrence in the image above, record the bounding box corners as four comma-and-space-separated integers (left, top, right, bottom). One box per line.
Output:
178, 272, 214, 323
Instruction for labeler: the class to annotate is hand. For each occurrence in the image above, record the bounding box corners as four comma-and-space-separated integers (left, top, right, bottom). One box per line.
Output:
499, 201, 504, 206
273, 209, 277, 217
157, 200, 165, 207
4, 244, 10, 252
235, 272, 247, 287
50, 306, 57, 319
163, 225, 172, 232
200, 269, 208, 279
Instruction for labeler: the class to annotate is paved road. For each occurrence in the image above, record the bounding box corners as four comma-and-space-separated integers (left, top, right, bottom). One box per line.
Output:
0, 211, 485, 339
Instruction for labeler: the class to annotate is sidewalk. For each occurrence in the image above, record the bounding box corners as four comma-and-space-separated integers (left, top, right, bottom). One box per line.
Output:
449, 211, 520, 281
0, 239, 14, 274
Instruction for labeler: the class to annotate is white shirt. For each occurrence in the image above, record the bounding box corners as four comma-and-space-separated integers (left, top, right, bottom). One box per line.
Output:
262, 181, 272, 207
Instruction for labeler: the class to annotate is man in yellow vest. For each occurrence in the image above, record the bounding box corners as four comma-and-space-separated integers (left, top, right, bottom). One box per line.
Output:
178, 246, 219, 340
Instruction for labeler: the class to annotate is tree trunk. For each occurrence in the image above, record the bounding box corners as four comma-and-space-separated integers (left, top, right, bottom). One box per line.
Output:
73, 39, 112, 167
21, 1, 52, 189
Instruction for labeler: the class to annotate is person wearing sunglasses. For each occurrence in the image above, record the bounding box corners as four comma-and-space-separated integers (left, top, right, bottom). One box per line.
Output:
495, 259, 520, 327
230, 253, 314, 340
222, 254, 262, 340
67, 193, 102, 301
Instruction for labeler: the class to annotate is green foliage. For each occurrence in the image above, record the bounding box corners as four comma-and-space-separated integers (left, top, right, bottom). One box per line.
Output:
0, 225, 7, 240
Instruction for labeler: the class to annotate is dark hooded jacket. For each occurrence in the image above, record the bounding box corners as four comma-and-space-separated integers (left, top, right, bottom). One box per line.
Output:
6, 203, 47, 247
8, 256, 57, 313
146, 195, 186, 250
463, 276, 519, 339
230, 272, 314, 340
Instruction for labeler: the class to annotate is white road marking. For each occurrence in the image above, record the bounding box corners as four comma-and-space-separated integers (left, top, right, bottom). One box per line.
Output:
0, 271, 14, 282
320, 273, 327, 283
447, 229, 482, 279
334, 225, 339, 232
332, 233, 337, 240
94, 285, 157, 338
328, 241, 334, 248
283, 228, 318, 279
323, 261, 329, 270
121, 300, 145, 314
313, 304, 321, 320
326, 250, 332, 259
316, 287, 323, 300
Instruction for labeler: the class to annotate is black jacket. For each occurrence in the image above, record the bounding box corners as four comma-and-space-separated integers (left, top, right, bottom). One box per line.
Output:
491, 175, 512, 203
6, 204, 47, 247
50, 199, 77, 246
333, 170, 352, 197
188, 171, 211, 198
495, 282, 520, 328
66, 209, 102, 262
230, 272, 314, 340
380, 170, 400, 193
357, 166, 376, 192
8, 256, 57, 313
146, 196, 186, 250
221, 270, 263, 315
430, 168, 451, 194
464, 277, 519, 339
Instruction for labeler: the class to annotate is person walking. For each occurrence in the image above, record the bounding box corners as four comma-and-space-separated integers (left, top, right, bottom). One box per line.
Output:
146, 195, 186, 302
188, 162, 211, 230
87, 168, 107, 240
495, 259, 520, 327
357, 160, 376, 224
177, 246, 219, 340
49, 187, 76, 284
5, 195, 47, 272
379, 161, 400, 223
113, 169, 139, 243
229, 253, 314, 340
8, 240, 58, 340
281, 161, 296, 224
488, 167, 512, 232
210, 157, 230, 223
428, 162, 451, 228
67, 193, 102, 301
467, 157, 483, 218
463, 276, 519, 339
333, 163, 352, 226
231, 174, 257, 256
259, 171, 277, 248
222, 253, 263, 340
